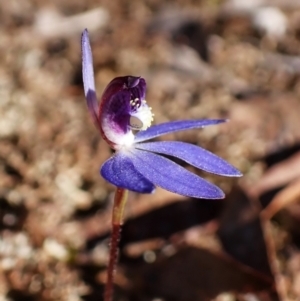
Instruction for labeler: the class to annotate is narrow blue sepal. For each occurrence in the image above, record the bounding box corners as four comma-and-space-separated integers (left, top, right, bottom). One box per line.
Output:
82, 29, 99, 125
82, 29, 96, 96
128, 149, 225, 199
100, 153, 155, 193
136, 141, 242, 177
134, 119, 227, 143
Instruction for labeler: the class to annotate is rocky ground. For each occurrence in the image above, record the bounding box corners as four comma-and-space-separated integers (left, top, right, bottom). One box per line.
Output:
1, 0, 300, 300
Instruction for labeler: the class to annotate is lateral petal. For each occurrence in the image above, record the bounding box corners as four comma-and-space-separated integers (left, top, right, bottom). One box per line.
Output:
100, 152, 155, 193
134, 119, 227, 143
135, 141, 242, 177
129, 149, 224, 199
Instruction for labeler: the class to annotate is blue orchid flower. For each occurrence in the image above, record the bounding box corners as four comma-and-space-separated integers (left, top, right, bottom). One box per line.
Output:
81, 29, 241, 199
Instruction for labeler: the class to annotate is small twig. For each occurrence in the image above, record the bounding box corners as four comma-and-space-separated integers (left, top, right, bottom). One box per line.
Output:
260, 214, 289, 301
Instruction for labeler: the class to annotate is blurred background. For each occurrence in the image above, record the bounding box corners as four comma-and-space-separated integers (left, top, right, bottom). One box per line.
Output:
1, 0, 300, 300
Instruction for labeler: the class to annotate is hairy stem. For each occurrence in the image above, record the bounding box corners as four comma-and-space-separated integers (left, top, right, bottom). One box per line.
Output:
104, 187, 128, 301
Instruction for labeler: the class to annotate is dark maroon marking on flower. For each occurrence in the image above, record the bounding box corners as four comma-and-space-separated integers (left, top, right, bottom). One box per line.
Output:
98, 76, 147, 146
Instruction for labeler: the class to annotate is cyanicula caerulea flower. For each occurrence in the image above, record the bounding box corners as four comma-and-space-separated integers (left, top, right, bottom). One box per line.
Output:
81, 29, 242, 199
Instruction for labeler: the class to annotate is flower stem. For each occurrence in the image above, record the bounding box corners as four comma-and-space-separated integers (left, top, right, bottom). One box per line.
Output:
104, 187, 128, 301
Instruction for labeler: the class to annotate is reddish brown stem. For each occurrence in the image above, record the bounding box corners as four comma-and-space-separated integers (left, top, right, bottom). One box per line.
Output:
104, 223, 121, 301
104, 188, 128, 301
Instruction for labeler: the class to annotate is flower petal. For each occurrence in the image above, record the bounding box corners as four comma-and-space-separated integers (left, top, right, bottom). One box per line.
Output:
134, 119, 227, 143
81, 29, 95, 96
135, 141, 242, 177
81, 29, 99, 124
100, 152, 155, 193
128, 149, 224, 199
